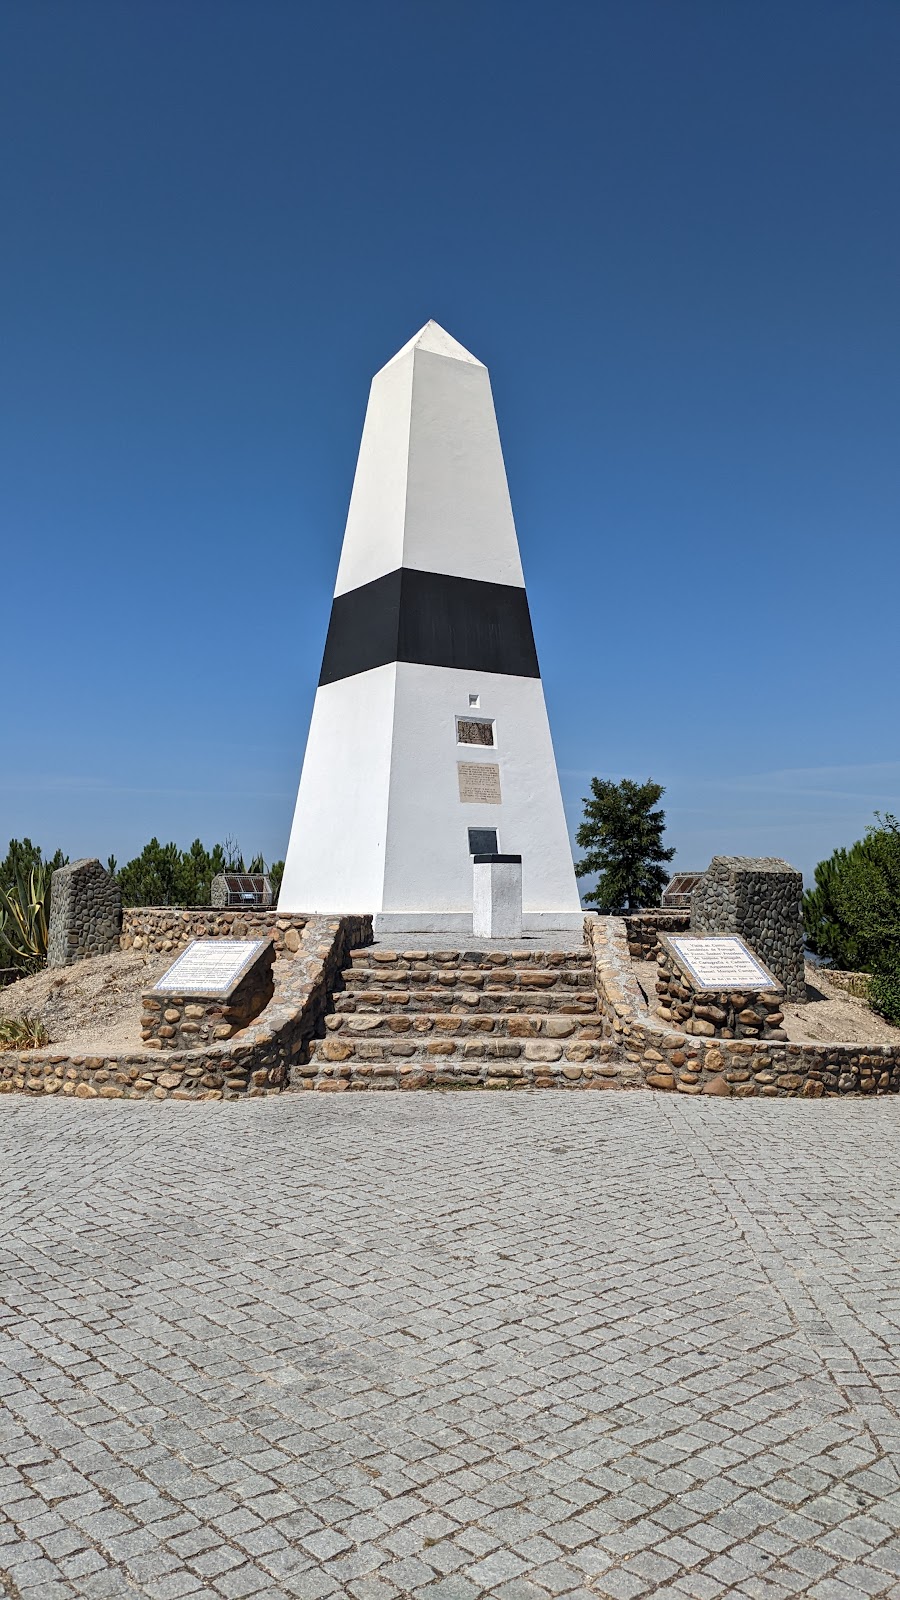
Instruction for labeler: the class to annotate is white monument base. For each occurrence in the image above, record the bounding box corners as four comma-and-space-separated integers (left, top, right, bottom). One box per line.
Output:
373, 911, 585, 936
473, 854, 522, 939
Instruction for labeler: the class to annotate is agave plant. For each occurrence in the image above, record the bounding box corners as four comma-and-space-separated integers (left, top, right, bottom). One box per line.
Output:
0, 1014, 50, 1050
0, 861, 53, 972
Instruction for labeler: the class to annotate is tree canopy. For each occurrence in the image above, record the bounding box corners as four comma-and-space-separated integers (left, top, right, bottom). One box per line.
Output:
575, 777, 674, 912
804, 814, 900, 1024
0, 838, 67, 895
115, 837, 281, 907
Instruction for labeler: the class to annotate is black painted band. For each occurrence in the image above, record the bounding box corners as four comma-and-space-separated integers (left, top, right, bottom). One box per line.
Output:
473, 854, 522, 864
319, 567, 540, 685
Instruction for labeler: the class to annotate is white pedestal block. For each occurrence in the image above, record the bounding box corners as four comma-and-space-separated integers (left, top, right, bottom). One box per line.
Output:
473, 854, 523, 939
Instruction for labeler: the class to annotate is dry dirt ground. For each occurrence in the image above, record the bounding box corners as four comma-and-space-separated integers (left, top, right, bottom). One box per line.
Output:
0, 950, 302, 1056
0, 950, 170, 1054
633, 957, 900, 1046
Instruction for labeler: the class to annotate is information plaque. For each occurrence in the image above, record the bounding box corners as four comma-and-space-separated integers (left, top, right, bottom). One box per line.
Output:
154, 939, 267, 995
670, 936, 776, 991
457, 761, 502, 804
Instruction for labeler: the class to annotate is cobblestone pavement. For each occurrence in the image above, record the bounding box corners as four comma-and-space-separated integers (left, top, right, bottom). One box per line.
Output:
1, 1094, 899, 1600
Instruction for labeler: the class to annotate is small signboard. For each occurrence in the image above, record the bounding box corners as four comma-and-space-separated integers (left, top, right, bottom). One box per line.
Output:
669, 935, 777, 991
457, 762, 502, 804
154, 938, 267, 995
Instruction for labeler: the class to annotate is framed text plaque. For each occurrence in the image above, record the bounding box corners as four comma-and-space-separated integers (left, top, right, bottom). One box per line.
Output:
669, 935, 777, 991
154, 939, 267, 995
457, 762, 502, 804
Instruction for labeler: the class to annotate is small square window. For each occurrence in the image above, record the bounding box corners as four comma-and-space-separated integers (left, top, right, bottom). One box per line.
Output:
468, 693, 480, 708
468, 828, 498, 855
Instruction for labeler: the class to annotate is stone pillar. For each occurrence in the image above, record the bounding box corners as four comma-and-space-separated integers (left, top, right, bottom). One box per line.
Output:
46, 859, 122, 968
691, 856, 805, 1001
473, 854, 523, 939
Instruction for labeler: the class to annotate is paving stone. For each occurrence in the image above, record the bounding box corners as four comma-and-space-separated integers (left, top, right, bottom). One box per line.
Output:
0, 1094, 899, 1599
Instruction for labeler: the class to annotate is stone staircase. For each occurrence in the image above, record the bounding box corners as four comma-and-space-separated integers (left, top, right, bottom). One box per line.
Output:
298, 946, 619, 1090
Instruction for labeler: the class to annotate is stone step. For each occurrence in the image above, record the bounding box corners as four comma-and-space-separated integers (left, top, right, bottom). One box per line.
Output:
324, 1012, 603, 1040
343, 967, 594, 994
308, 1034, 608, 1067
333, 989, 598, 1015
349, 948, 592, 969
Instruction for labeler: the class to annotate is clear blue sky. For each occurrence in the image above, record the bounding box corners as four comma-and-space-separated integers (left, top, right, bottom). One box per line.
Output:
3, 0, 899, 887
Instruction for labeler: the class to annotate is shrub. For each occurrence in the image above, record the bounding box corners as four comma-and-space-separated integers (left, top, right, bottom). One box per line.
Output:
0, 1015, 50, 1050
0, 862, 53, 974
869, 967, 900, 1027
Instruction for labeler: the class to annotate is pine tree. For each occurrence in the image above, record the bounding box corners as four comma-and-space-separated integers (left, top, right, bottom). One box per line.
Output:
575, 778, 674, 912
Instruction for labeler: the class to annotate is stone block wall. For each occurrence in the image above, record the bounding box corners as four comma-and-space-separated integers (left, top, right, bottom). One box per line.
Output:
656, 938, 787, 1041
622, 910, 690, 960
820, 970, 872, 999
691, 856, 805, 1000
1, 916, 371, 1100
120, 908, 308, 958
142, 940, 276, 1050
47, 860, 122, 968
587, 917, 900, 1098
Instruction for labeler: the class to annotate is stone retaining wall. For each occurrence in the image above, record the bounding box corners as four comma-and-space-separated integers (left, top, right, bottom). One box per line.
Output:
141, 941, 276, 1050
656, 937, 787, 1041
0, 916, 370, 1101
587, 917, 900, 1098
821, 970, 872, 999
622, 910, 690, 960
120, 908, 309, 958
4, 914, 897, 1101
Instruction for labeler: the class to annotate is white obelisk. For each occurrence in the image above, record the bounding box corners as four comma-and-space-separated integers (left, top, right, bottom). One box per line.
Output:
279, 321, 582, 932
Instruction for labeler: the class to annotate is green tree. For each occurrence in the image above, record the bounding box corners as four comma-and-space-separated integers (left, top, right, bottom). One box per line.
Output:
268, 860, 284, 903
803, 843, 870, 968
0, 838, 67, 895
575, 777, 675, 912
114, 838, 276, 907
804, 815, 900, 1025
117, 838, 226, 907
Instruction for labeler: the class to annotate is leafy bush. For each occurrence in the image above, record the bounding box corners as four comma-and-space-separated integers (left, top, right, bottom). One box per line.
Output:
805, 814, 900, 1025
870, 967, 900, 1026
803, 845, 870, 968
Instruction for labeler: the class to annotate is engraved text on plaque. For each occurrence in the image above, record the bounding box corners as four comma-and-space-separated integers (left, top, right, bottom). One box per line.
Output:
670, 936, 777, 990
457, 762, 502, 804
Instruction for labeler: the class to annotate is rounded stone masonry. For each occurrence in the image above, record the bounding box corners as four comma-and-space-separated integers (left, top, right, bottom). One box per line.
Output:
1, 915, 372, 1100
691, 856, 805, 1001
142, 938, 276, 1050
656, 933, 787, 1041
623, 910, 690, 961
47, 859, 122, 968
120, 908, 308, 957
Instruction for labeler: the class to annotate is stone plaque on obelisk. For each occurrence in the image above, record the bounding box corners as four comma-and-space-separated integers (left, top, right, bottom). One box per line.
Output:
279, 321, 582, 932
